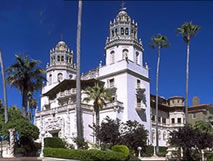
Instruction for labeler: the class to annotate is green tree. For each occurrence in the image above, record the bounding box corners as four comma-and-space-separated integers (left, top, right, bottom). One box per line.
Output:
90, 116, 121, 147
120, 120, 148, 154
76, 0, 83, 143
6, 55, 45, 118
84, 83, 112, 143
0, 49, 8, 123
177, 22, 200, 125
149, 34, 170, 154
169, 126, 213, 161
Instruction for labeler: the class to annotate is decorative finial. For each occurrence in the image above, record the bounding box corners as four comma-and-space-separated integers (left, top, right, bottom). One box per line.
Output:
120, 1, 126, 11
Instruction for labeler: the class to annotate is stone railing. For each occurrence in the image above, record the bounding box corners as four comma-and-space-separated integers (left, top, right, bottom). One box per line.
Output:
36, 103, 93, 117
57, 89, 77, 99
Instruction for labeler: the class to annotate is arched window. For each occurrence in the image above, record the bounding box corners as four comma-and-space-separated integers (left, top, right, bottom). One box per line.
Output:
49, 74, 52, 85
121, 28, 124, 35
115, 28, 118, 36
58, 73, 63, 82
136, 52, 140, 65
125, 28, 129, 35
61, 56, 64, 62
122, 49, 128, 60
110, 51, 115, 64
57, 55, 60, 62
112, 30, 114, 37
69, 57, 72, 64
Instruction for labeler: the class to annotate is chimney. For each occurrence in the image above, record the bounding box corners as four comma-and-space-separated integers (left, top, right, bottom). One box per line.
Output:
192, 96, 200, 106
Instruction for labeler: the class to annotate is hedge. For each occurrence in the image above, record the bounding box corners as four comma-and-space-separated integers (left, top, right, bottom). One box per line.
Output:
43, 147, 127, 161
112, 145, 129, 157
44, 137, 66, 148
206, 153, 213, 161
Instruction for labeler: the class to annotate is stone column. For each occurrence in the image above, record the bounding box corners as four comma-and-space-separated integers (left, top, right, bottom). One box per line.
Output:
40, 131, 45, 158
8, 128, 15, 158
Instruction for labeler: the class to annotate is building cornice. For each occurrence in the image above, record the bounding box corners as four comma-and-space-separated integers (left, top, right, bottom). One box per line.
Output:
98, 68, 150, 82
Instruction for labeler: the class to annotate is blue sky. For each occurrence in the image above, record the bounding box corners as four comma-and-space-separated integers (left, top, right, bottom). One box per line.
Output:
0, 0, 212, 109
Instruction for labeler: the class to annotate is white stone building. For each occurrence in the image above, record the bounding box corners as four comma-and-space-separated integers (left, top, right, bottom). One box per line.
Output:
35, 9, 185, 147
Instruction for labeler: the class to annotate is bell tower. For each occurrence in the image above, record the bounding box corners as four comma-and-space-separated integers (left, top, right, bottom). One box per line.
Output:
98, 8, 151, 141
105, 9, 143, 66
45, 41, 76, 92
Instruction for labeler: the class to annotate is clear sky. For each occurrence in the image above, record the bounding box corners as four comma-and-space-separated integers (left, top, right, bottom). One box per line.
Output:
0, 0, 212, 109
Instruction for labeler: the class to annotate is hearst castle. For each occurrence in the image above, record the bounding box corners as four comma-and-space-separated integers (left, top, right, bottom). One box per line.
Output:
35, 9, 209, 147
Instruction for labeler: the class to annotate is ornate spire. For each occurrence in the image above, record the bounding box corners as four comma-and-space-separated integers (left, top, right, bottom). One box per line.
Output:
120, 1, 127, 11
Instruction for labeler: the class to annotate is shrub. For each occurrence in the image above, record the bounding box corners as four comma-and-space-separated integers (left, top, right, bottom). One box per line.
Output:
73, 137, 89, 149
206, 153, 213, 161
44, 137, 66, 148
112, 145, 129, 157
43, 147, 127, 161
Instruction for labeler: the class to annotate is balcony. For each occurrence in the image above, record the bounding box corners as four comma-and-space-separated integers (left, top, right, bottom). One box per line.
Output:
105, 101, 124, 112
136, 87, 146, 98
57, 89, 76, 99
135, 103, 146, 113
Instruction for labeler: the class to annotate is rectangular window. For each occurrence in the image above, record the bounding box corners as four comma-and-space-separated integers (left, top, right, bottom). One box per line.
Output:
192, 113, 196, 119
137, 79, 140, 88
158, 117, 161, 123
171, 118, 175, 124
162, 118, 166, 124
108, 78, 114, 88
152, 115, 155, 122
178, 118, 181, 124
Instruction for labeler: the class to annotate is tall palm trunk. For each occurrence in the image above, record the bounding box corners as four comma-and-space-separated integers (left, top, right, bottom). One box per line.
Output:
155, 46, 161, 154
76, 0, 83, 142
0, 49, 8, 123
95, 104, 100, 144
185, 41, 190, 125
22, 88, 27, 118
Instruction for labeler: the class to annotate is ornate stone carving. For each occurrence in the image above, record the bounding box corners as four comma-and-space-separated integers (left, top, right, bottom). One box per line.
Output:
8, 128, 15, 158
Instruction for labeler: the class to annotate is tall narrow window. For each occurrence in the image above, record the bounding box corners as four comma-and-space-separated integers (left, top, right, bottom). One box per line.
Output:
109, 78, 114, 88
136, 52, 140, 65
61, 56, 64, 62
110, 51, 115, 64
178, 118, 181, 124
58, 73, 63, 82
171, 118, 175, 124
57, 55, 60, 62
121, 28, 124, 35
125, 28, 129, 35
49, 74, 52, 85
122, 49, 128, 60
115, 28, 118, 36
112, 30, 114, 37
137, 79, 140, 88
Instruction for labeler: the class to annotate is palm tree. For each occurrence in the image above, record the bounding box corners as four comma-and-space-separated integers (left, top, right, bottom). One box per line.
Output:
177, 22, 200, 125
0, 49, 8, 123
27, 91, 37, 121
76, 0, 83, 141
6, 55, 45, 118
84, 83, 112, 144
149, 34, 170, 154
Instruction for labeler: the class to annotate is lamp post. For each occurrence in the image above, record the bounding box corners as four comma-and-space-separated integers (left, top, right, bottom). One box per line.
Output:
137, 146, 142, 158
40, 131, 45, 158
